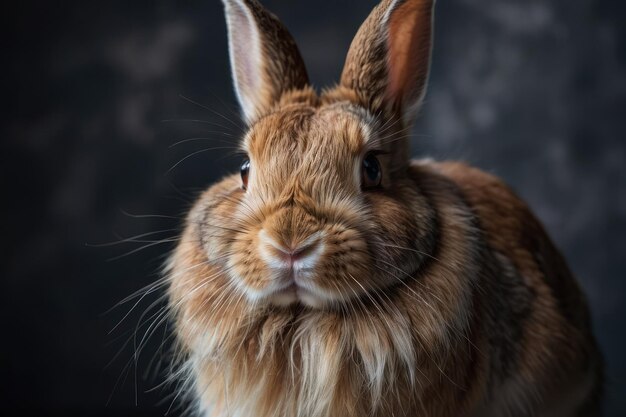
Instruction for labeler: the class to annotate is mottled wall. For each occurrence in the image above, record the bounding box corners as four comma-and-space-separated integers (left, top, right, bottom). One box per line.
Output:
3, 0, 625, 415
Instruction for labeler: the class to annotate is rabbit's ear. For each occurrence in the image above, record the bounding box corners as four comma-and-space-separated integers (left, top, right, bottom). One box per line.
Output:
340, 0, 435, 127
221, 0, 309, 124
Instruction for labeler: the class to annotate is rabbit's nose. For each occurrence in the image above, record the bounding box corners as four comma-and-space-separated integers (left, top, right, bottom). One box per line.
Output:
259, 230, 323, 270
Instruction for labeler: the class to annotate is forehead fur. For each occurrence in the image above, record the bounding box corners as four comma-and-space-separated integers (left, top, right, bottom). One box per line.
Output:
244, 90, 374, 159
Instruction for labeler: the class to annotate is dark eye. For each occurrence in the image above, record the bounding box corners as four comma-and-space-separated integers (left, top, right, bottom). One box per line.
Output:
240, 158, 250, 190
362, 153, 382, 189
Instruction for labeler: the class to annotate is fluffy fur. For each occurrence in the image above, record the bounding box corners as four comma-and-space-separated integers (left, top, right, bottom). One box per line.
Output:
167, 1, 602, 416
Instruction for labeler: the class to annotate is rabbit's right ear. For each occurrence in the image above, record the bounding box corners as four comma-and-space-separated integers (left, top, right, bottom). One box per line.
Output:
221, 0, 310, 124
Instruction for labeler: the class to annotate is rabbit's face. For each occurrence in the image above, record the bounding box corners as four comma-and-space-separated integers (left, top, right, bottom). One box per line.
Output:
199, 99, 436, 309
188, 0, 438, 310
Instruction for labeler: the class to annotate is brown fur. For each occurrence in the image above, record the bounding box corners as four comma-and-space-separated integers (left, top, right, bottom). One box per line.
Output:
167, 1, 602, 416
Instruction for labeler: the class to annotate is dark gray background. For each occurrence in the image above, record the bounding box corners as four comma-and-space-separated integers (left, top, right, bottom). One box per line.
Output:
3, 0, 625, 415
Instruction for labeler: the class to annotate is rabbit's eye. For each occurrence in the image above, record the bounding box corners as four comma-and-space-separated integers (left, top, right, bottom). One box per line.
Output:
362, 153, 382, 189
240, 159, 250, 190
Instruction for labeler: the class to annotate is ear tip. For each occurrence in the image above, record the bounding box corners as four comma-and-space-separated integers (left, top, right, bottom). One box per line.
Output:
220, 0, 231, 13
220, 0, 242, 10
221, 0, 259, 8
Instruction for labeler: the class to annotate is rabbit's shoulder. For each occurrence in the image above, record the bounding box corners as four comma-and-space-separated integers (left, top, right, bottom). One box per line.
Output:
426, 161, 560, 275
420, 160, 602, 416
427, 160, 589, 322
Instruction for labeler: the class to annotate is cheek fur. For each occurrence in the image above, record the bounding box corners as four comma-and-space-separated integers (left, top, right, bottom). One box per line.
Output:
229, 235, 269, 294
195, 169, 435, 316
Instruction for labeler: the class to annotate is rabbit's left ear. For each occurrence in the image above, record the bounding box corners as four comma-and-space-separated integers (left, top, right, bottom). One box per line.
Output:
340, 0, 435, 127
222, 0, 309, 124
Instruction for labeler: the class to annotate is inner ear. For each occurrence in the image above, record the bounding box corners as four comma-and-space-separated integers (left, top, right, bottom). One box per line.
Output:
386, 0, 433, 114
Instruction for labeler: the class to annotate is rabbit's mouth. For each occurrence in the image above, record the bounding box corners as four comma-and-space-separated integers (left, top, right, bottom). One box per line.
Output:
267, 281, 319, 307
262, 266, 336, 308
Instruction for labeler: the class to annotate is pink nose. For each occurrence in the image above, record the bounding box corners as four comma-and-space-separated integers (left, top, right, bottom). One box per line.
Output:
259, 230, 322, 268
270, 240, 319, 263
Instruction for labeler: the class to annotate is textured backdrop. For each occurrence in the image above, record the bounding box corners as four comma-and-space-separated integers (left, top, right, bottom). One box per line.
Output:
3, 0, 625, 415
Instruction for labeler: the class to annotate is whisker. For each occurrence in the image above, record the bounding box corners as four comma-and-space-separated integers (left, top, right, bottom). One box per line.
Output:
169, 135, 238, 148
86, 229, 180, 248
161, 118, 239, 133
378, 243, 454, 273
166, 146, 240, 174
106, 239, 179, 261
120, 209, 182, 221
178, 94, 243, 132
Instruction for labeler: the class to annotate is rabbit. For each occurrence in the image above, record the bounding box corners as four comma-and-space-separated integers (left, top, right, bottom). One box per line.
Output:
167, 0, 603, 416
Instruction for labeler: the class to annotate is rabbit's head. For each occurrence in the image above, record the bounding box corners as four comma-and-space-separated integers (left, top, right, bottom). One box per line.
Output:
188, 0, 437, 310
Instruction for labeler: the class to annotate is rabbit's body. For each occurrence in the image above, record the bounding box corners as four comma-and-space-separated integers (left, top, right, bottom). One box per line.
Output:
170, 158, 601, 417
167, 1, 602, 416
